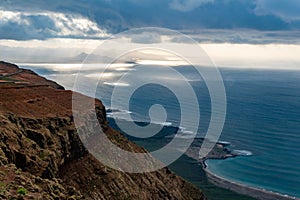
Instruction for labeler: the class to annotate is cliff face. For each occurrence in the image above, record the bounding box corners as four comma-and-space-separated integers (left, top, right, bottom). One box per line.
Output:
0, 61, 206, 200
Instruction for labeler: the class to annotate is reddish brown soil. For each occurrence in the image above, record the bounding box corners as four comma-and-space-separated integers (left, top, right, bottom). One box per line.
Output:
0, 61, 206, 200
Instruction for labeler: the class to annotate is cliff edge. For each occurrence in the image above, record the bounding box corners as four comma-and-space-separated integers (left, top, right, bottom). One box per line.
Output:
0, 61, 206, 200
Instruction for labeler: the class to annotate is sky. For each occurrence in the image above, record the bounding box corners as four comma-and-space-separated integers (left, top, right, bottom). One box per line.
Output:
1, 0, 300, 40
1, 0, 300, 69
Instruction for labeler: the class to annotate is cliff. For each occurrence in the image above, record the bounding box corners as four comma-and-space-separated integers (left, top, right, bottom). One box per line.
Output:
0, 61, 206, 200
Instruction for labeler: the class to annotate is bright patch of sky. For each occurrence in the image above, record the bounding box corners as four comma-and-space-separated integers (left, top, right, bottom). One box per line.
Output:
1, 0, 300, 70
0, 10, 108, 40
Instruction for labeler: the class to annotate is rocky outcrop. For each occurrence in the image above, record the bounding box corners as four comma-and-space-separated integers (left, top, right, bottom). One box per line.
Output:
0, 61, 206, 200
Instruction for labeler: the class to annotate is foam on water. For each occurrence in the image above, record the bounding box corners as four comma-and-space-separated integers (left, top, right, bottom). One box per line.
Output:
231, 150, 253, 156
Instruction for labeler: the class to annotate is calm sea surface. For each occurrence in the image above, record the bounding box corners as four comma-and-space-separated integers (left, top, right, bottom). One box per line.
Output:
21, 64, 300, 198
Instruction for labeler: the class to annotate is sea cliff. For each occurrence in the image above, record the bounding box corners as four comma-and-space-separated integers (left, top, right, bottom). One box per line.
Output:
0, 61, 206, 200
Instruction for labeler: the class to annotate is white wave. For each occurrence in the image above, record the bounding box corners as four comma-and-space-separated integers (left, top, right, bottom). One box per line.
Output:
107, 113, 174, 128
181, 130, 194, 134
179, 126, 186, 131
107, 109, 132, 115
178, 126, 196, 135
173, 134, 196, 139
157, 121, 173, 126
217, 140, 231, 146
135, 121, 173, 127
232, 150, 253, 156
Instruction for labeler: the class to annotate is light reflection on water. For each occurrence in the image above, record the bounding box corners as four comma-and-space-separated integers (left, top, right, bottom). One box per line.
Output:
20, 63, 300, 198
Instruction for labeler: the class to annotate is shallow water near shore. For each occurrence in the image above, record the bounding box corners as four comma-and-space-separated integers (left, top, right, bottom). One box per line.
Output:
21, 64, 300, 199
204, 69, 300, 198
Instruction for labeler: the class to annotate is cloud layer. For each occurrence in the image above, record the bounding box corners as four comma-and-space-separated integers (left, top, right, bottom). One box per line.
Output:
0, 10, 108, 40
169, 0, 214, 12
255, 0, 300, 21
1, 0, 300, 40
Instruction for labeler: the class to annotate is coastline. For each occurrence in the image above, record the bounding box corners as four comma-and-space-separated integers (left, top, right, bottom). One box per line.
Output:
203, 160, 300, 200
107, 117, 299, 200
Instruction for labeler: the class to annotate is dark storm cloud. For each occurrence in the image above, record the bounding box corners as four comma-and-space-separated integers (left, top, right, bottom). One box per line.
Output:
255, 0, 300, 21
1, 0, 300, 40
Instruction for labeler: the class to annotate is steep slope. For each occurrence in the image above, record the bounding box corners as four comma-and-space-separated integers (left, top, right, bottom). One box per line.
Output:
0, 61, 206, 200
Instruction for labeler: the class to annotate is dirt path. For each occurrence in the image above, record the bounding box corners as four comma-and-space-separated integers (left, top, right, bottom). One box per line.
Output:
0, 69, 23, 78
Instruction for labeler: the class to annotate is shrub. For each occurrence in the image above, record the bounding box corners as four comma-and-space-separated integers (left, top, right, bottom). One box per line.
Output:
17, 188, 27, 195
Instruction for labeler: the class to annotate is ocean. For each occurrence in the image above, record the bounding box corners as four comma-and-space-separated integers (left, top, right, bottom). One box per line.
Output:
21, 63, 300, 199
